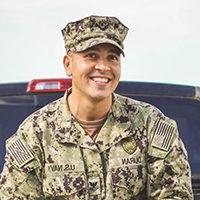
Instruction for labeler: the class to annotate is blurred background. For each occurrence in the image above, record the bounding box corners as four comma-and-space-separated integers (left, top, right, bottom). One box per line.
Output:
0, 0, 199, 86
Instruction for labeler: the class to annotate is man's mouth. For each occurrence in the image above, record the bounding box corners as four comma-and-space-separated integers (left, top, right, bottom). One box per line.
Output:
90, 77, 111, 83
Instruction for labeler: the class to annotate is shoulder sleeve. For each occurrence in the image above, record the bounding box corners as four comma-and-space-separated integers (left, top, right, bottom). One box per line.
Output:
0, 119, 44, 199
147, 116, 193, 199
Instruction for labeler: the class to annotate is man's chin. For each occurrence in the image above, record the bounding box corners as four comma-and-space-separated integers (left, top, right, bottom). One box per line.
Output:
89, 92, 112, 103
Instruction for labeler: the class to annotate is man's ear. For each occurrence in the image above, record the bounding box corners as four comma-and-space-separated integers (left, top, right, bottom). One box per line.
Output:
63, 54, 72, 76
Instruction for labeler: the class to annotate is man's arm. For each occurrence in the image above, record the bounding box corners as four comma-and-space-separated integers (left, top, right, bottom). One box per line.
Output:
147, 117, 193, 199
0, 133, 44, 199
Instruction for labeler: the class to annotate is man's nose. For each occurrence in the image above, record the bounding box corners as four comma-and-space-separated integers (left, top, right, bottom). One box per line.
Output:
95, 64, 111, 72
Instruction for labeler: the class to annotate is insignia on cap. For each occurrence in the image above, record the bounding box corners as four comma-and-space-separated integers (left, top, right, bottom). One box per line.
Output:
121, 137, 137, 154
151, 120, 175, 151
7, 137, 34, 168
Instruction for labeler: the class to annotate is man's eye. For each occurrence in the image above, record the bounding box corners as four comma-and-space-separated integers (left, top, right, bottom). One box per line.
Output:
86, 53, 97, 59
109, 55, 119, 61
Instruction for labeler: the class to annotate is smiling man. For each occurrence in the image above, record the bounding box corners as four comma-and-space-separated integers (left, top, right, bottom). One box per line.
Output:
64, 43, 121, 124
0, 15, 193, 199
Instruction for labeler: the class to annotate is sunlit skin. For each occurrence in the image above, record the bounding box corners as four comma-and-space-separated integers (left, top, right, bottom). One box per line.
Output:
63, 43, 122, 121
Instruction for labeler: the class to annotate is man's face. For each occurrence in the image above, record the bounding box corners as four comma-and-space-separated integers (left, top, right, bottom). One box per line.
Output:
63, 43, 121, 102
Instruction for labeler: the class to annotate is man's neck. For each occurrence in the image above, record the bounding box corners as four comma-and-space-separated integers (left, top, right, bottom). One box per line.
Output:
68, 93, 112, 121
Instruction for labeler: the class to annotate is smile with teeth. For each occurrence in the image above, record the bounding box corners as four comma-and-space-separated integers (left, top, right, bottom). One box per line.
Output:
91, 77, 110, 83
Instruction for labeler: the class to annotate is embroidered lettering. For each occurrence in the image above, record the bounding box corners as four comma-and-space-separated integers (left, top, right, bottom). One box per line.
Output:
48, 164, 63, 172
121, 157, 141, 165
64, 164, 76, 171
47, 164, 76, 172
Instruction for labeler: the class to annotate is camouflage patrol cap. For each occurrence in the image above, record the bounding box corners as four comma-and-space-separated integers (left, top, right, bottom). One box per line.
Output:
61, 15, 129, 56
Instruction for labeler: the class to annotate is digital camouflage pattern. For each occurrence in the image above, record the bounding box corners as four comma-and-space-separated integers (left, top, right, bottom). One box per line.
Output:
61, 15, 129, 55
0, 91, 193, 199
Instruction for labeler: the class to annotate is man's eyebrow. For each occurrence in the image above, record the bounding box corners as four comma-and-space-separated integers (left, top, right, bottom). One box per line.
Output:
109, 49, 121, 56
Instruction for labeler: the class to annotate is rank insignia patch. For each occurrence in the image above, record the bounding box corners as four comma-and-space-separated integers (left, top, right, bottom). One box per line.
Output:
151, 120, 175, 151
7, 137, 34, 168
121, 137, 137, 154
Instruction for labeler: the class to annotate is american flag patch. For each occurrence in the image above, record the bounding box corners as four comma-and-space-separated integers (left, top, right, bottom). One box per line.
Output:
151, 120, 175, 151
7, 138, 34, 168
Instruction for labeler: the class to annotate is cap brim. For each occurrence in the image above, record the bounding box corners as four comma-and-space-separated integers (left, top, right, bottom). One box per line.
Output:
74, 38, 125, 56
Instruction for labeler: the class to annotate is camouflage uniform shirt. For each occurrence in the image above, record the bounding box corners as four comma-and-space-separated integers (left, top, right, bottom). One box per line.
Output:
0, 91, 193, 199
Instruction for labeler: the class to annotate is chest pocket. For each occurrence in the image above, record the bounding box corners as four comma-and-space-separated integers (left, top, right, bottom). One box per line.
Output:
43, 169, 88, 199
111, 165, 146, 199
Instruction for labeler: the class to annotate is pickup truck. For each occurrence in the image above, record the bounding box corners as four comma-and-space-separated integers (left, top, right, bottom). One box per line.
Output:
0, 78, 199, 199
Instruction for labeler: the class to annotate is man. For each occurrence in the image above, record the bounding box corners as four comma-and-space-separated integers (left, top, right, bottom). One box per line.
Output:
0, 15, 193, 199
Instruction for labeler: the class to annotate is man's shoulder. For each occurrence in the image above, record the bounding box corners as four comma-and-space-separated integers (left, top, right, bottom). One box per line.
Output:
8, 96, 67, 138
114, 93, 161, 114
25, 96, 65, 123
5, 96, 67, 148
113, 93, 176, 126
